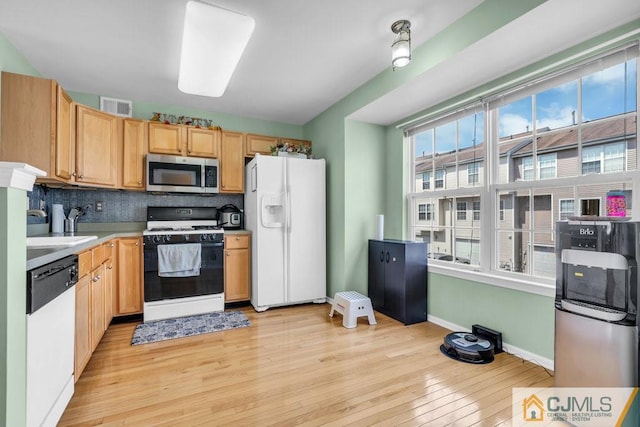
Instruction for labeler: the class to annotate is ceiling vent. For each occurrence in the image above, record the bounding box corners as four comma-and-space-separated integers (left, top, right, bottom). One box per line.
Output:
99, 96, 132, 117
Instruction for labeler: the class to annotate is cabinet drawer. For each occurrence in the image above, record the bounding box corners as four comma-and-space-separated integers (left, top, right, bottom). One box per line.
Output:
91, 244, 106, 269
78, 250, 92, 277
225, 234, 249, 249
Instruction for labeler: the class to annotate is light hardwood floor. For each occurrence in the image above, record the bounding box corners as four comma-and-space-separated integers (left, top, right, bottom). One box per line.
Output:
59, 303, 553, 426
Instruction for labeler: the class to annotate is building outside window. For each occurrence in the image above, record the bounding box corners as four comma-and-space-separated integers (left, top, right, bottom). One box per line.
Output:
426, 203, 433, 221
473, 201, 481, 220
422, 172, 431, 190
457, 202, 467, 220
408, 45, 637, 285
435, 170, 445, 189
468, 162, 480, 184
418, 203, 426, 220
559, 199, 575, 220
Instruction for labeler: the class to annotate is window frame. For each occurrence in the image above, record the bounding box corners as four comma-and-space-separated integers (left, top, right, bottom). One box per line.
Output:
404, 44, 639, 297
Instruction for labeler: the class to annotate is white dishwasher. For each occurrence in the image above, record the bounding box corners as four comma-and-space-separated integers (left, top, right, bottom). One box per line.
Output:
26, 255, 78, 427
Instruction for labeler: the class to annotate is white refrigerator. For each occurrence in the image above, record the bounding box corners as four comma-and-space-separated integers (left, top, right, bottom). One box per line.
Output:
244, 154, 326, 311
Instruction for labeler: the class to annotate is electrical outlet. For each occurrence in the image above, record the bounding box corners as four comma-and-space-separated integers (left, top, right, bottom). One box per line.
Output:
95, 201, 103, 212
39, 200, 46, 210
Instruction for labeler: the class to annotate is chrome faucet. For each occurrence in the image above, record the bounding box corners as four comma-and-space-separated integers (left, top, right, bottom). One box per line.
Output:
27, 209, 47, 217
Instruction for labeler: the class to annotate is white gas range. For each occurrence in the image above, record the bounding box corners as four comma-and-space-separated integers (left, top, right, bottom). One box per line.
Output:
142, 207, 225, 322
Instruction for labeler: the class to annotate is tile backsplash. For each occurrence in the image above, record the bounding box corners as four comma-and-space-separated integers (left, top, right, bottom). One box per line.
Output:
27, 185, 243, 225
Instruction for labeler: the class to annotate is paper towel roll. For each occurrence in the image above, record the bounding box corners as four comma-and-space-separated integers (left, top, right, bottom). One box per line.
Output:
52, 204, 64, 233
376, 214, 384, 240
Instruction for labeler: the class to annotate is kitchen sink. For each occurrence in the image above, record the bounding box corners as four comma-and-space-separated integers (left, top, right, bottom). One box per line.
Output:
27, 235, 98, 248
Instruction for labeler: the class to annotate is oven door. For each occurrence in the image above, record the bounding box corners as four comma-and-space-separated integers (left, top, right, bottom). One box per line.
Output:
143, 240, 224, 302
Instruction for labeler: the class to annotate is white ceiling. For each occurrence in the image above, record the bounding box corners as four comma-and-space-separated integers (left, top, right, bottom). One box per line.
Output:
0, 0, 638, 127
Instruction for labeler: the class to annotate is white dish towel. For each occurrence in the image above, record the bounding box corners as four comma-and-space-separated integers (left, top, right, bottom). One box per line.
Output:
157, 243, 202, 278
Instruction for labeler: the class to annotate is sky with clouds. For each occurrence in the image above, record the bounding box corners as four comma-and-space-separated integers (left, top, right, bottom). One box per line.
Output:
415, 60, 637, 158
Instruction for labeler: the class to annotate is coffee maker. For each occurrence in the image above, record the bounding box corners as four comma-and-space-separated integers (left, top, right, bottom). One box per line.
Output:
554, 218, 639, 387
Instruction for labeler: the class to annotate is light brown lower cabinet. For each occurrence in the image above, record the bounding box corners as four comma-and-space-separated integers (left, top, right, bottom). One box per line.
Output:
90, 263, 106, 352
116, 237, 143, 315
224, 234, 251, 302
74, 273, 92, 382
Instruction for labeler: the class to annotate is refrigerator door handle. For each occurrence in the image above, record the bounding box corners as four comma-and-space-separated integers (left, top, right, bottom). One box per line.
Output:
285, 191, 291, 232
250, 164, 258, 192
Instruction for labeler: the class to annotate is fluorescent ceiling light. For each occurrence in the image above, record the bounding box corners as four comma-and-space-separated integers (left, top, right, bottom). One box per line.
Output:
178, 1, 255, 97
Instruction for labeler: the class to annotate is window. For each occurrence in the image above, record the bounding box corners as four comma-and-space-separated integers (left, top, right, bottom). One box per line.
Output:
426, 204, 433, 221
409, 46, 637, 285
522, 154, 556, 180
422, 172, 431, 190
418, 204, 426, 220
468, 162, 480, 184
522, 157, 534, 180
559, 199, 574, 220
538, 153, 557, 179
457, 202, 467, 220
435, 170, 445, 189
582, 142, 626, 174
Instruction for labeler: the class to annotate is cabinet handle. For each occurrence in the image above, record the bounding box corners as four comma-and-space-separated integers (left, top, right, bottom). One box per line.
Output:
138, 181, 142, 185
379, 251, 384, 262
79, 175, 84, 179
109, 243, 115, 247
135, 242, 139, 246
235, 237, 240, 241
71, 172, 77, 177
93, 275, 101, 282
226, 251, 230, 256
385, 252, 390, 263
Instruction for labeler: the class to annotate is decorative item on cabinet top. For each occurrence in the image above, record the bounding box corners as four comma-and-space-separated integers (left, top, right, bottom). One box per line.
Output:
270, 141, 312, 159
151, 112, 221, 130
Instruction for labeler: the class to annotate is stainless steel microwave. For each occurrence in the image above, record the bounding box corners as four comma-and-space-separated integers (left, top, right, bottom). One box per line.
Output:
146, 154, 219, 194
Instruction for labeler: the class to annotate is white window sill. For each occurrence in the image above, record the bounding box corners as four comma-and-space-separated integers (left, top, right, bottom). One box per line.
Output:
427, 262, 556, 298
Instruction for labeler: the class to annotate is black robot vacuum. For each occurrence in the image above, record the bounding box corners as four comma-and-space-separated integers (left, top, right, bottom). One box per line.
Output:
440, 332, 495, 364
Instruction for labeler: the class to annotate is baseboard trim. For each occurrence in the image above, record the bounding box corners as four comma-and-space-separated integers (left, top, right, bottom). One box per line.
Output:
428, 315, 554, 371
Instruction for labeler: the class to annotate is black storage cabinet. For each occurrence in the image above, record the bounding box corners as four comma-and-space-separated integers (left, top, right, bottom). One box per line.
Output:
368, 239, 428, 325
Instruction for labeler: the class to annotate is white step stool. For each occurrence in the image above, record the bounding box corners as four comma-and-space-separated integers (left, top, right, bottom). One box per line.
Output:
329, 291, 377, 328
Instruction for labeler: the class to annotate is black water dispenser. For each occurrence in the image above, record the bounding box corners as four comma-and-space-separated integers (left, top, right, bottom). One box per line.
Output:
554, 219, 639, 386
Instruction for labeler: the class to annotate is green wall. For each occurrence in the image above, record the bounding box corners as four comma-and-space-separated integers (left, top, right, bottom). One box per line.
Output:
0, 188, 27, 427
344, 120, 386, 295
0, 31, 41, 427
428, 273, 555, 359
69, 92, 304, 139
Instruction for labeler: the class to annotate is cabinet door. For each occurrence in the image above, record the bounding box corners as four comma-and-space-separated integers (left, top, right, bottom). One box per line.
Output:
74, 274, 91, 381
76, 105, 118, 186
148, 122, 184, 155
122, 119, 147, 189
116, 237, 143, 315
220, 130, 245, 193
368, 240, 386, 311
104, 255, 114, 328
245, 133, 278, 157
384, 242, 406, 322
224, 235, 250, 302
55, 85, 74, 181
187, 127, 220, 158
90, 264, 106, 352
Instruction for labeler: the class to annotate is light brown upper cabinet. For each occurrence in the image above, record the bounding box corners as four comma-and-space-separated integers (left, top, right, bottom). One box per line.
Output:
244, 133, 312, 157
75, 105, 118, 187
121, 118, 147, 190
187, 127, 220, 158
148, 122, 221, 158
147, 122, 185, 156
220, 130, 245, 193
0, 71, 75, 183
245, 133, 278, 157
